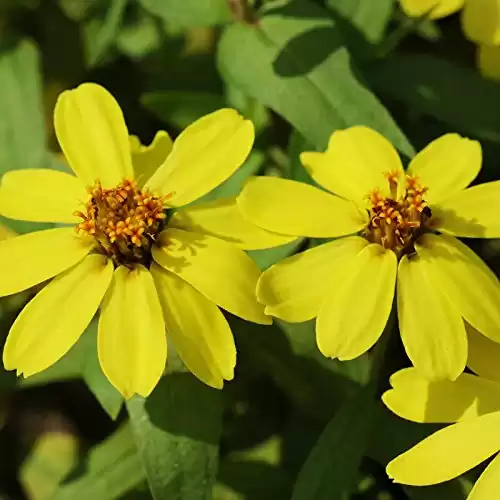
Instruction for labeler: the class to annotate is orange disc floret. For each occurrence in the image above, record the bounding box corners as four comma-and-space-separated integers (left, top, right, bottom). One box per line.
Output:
74, 179, 168, 265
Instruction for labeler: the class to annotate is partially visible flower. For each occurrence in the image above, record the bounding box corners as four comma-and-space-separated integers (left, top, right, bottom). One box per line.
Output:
237, 126, 500, 381
398, 0, 500, 81
384, 326, 500, 499
0, 83, 287, 398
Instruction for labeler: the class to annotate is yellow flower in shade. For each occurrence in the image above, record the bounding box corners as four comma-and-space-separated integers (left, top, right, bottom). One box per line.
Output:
0, 83, 287, 398
383, 327, 500, 499
237, 126, 500, 381
398, 0, 500, 80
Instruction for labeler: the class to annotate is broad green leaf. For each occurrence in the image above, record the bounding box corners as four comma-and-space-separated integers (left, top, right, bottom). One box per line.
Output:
217, 0, 413, 155
138, 0, 231, 29
367, 54, 500, 143
126, 374, 223, 500
0, 39, 46, 174
141, 91, 225, 129
117, 8, 161, 60
291, 385, 376, 500
248, 239, 303, 271
327, 0, 394, 43
53, 425, 146, 500
225, 84, 271, 134
59, 0, 101, 20
21, 431, 79, 500
85, 0, 127, 67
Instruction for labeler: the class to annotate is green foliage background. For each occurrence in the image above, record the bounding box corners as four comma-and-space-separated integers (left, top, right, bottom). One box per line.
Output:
0, 0, 497, 498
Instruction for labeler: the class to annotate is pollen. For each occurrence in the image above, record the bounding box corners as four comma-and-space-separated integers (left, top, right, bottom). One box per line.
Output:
363, 174, 431, 257
75, 179, 169, 265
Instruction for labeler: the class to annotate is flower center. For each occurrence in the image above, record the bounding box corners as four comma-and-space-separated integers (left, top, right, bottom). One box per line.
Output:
75, 179, 166, 266
363, 171, 432, 258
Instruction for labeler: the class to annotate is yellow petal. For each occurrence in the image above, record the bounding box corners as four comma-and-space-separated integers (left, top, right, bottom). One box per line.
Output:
98, 265, 166, 399
3, 254, 112, 377
145, 109, 254, 207
397, 253, 467, 381
0, 222, 14, 241
407, 134, 481, 204
54, 83, 133, 188
237, 177, 367, 238
468, 452, 500, 500
169, 197, 296, 250
257, 236, 369, 322
467, 324, 500, 383
382, 368, 500, 424
0, 228, 93, 297
316, 243, 396, 360
130, 131, 173, 187
152, 228, 270, 325
462, 0, 500, 45
477, 44, 500, 81
0, 169, 88, 223
416, 234, 500, 342
300, 126, 403, 205
434, 181, 500, 238
151, 263, 235, 389
386, 411, 500, 486
398, 0, 464, 19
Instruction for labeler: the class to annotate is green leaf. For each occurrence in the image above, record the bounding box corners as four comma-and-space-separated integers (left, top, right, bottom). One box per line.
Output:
327, 0, 394, 44
126, 374, 223, 500
367, 53, 500, 143
141, 91, 226, 129
21, 431, 79, 500
217, 0, 413, 155
85, 0, 127, 67
0, 39, 46, 174
53, 425, 146, 500
138, 0, 231, 29
291, 385, 376, 500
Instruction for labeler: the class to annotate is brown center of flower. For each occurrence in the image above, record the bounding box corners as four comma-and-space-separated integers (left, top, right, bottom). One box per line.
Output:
75, 179, 167, 266
363, 171, 432, 258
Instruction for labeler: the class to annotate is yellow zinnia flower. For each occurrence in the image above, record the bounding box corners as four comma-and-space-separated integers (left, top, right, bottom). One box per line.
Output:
398, 0, 500, 80
383, 327, 500, 499
0, 82, 285, 398
237, 126, 500, 380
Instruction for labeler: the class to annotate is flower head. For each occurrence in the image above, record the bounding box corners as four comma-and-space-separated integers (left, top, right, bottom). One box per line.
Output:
0, 83, 285, 398
237, 126, 500, 381
383, 327, 500, 499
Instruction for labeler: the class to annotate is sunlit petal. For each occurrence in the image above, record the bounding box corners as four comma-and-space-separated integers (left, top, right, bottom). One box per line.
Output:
0, 228, 93, 297
145, 109, 254, 207
54, 83, 133, 187
3, 255, 112, 376
258, 236, 368, 322
467, 324, 500, 383
98, 265, 166, 399
398, 0, 464, 19
153, 228, 270, 325
468, 452, 500, 500
300, 126, 403, 204
130, 131, 173, 187
416, 234, 500, 342
316, 244, 396, 360
169, 197, 296, 250
387, 412, 500, 485
398, 253, 467, 381
434, 181, 500, 238
382, 368, 500, 424
0, 169, 87, 223
237, 177, 367, 238
462, 0, 500, 45
151, 263, 235, 389
407, 134, 481, 204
